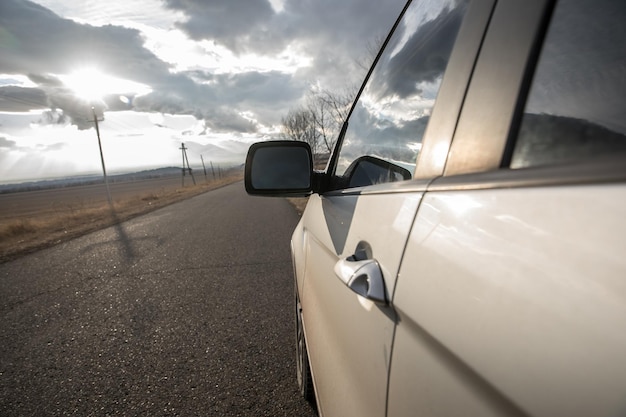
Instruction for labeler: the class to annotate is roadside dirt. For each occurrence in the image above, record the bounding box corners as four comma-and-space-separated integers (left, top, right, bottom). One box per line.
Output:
287, 197, 309, 215
0, 173, 243, 263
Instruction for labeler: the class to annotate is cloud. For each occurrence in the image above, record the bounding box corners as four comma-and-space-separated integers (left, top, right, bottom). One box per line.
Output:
162, 0, 406, 58
0, 1, 171, 81
36, 109, 70, 127
370, 3, 467, 100
27, 73, 63, 88
0, 0, 307, 132
0, 76, 123, 129
0, 0, 408, 141
164, 0, 407, 86
0, 86, 48, 111
0, 137, 17, 148
164, 0, 278, 54
44, 142, 67, 151
132, 69, 307, 131
202, 108, 257, 133
0, 0, 178, 128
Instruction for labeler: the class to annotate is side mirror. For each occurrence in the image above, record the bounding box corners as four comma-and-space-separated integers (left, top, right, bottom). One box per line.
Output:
245, 141, 313, 196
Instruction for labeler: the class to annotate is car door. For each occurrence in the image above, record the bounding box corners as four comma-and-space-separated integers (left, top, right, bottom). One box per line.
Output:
388, 0, 626, 415
296, 1, 492, 415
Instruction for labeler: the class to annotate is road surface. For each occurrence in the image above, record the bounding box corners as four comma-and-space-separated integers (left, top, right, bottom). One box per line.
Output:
0, 182, 316, 416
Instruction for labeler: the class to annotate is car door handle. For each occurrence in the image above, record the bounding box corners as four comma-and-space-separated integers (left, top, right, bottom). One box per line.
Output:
334, 258, 387, 304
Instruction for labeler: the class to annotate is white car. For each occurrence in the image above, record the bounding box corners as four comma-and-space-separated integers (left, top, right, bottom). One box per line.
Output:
245, 0, 626, 416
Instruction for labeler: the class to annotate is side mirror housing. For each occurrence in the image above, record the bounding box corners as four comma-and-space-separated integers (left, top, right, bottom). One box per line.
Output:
245, 141, 314, 196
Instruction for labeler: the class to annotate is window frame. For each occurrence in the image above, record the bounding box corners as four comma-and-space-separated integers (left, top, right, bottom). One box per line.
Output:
506, 0, 626, 170
441, 0, 626, 189
444, 0, 555, 177
321, 0, 626, 197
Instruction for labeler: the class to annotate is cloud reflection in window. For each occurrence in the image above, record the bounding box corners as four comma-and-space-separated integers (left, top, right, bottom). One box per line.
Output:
336, 0, 468, 178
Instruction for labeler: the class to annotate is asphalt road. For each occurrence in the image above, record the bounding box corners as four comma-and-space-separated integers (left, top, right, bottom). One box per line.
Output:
0, 182, 317, 416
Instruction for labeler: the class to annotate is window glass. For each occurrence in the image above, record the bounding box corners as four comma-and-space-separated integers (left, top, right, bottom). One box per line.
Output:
335, 0, 469, 187
511, 0, 626, 168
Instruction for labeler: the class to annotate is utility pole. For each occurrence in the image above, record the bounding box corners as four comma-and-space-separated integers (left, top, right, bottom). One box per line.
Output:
180, 142, 196, 186
200, 154, 208, 181
210, 161, 216, 180
91, 106, 112, 205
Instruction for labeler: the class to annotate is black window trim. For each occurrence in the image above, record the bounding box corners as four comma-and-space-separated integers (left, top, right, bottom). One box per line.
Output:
499, 0, 557, 168
326, 0, 414, 180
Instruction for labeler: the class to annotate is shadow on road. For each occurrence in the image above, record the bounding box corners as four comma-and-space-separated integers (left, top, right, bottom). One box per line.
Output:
77, 202, 138, 264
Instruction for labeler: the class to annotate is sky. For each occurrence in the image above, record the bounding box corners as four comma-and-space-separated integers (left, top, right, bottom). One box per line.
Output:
0, 0, 406, 183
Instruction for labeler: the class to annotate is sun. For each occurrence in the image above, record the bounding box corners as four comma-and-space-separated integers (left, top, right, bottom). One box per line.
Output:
62, 67, 152, 102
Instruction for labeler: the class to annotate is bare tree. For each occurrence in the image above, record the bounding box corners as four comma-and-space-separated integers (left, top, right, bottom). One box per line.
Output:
280, 34, 382, 163
281, 106, 320, 154
307, 85, 357, 154
354, 34, 386, 72
280, 85, 358, 169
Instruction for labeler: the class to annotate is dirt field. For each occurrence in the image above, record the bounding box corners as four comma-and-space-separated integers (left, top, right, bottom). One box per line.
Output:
0, 171, 243, 263
0, 176, 196, 219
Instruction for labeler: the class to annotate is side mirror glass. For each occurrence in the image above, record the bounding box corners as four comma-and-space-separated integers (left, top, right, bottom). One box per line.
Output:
245, 141, 313, 196
344, 156, 412, 189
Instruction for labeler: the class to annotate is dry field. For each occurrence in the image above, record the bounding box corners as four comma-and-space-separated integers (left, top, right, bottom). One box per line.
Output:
0, 171, 243, 263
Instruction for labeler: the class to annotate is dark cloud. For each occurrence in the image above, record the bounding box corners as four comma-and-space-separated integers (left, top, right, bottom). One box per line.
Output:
165, 0, 406, 86
0, 0, 408, 137
0, 0, 172, 81
164, 0, 278, 54
371, 2, 467, 100
349, 102, 428, 148
279, 0, 406, 88
133, 69, 307, 131
163, 0, 406, 58
0, 86, 47, 111
205, 71, 304, 105
282, 0, 402, 49
202, 108, 258, 133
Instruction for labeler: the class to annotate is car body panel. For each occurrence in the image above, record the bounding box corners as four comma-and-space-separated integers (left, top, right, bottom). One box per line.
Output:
389, 184, 626, 416
297, 191, 422, 417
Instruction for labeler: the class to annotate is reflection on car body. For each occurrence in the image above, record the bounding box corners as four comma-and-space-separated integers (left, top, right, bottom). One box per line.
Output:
246, 0, 626, 416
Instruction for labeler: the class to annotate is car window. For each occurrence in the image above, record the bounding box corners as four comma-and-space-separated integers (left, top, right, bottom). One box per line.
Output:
334, 0, 470, 188
510, 0, 626, 168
